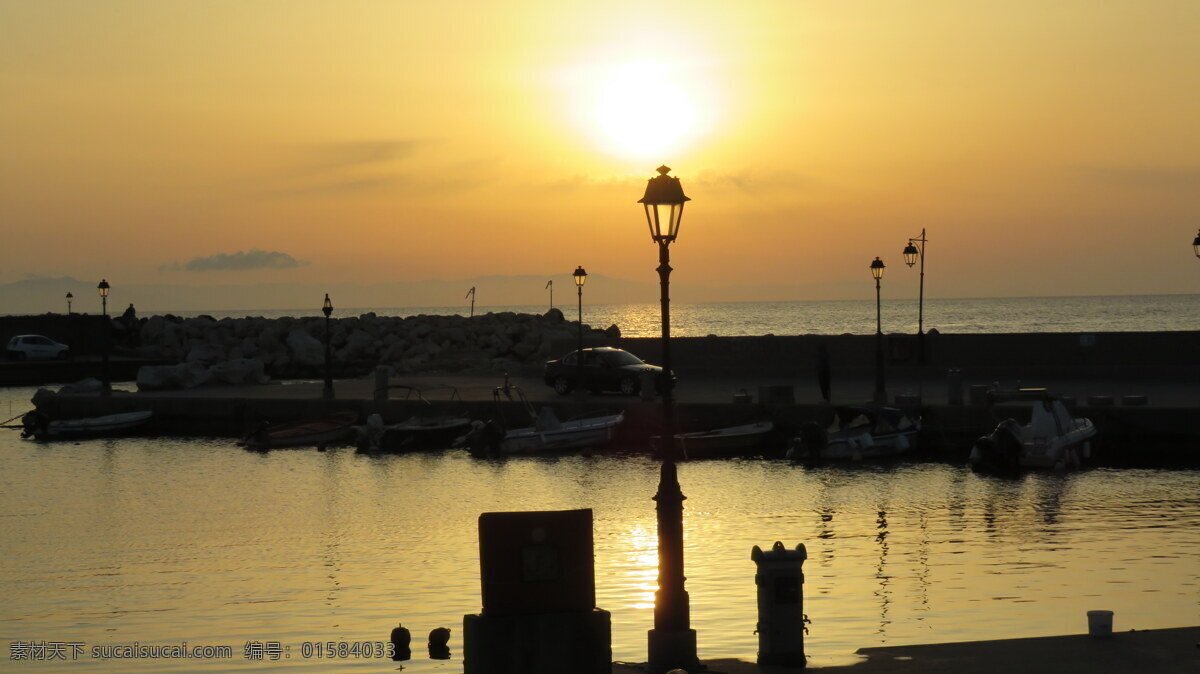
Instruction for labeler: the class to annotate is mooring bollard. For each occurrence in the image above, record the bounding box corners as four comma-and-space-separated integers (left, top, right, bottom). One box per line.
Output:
946, 368, 963, 405
428, 627, 450, 660
751, 541, 808, 667
374, 366, 388, 403
389, 623, 411, 661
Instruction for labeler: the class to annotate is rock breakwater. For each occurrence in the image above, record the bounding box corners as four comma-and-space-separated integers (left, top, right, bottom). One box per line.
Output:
131, 309, 616, 390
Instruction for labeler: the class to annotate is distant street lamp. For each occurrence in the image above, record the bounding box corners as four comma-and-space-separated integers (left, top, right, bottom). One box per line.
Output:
573, 266, 587, 392
870, 258, 887, 404
1193, 229, 1199, 259
639, 165, 698, 674
546, 279, 554, 311
322, 294, 334, 400
97, 279, 111, 395
902, 228, 928, 363
66, 292, 73, 315
466, 286, 476, 318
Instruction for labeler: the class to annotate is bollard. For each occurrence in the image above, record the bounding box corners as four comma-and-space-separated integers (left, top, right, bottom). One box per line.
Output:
640, 370, 657, 401
751, 541, 808, 667
946, 368, 963, 405
374, 366, 388, 403
389, 623, 411, 661
428, 627, 450, 660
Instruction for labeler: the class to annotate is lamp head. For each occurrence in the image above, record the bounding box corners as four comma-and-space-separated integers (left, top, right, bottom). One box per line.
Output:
1193, 229, 1200, 259
573, 266, 588, 287
903, 241, 919, 267
97, 279, 110, 297
322, 294, 333, 317
870, 257, 886, 280
638, 165, 690, 244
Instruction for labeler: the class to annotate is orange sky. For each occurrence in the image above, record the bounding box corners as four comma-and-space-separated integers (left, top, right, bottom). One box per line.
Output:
2, 0, 1197, 304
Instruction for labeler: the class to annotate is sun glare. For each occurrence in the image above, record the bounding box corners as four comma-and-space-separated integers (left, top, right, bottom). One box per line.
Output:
593, 61, 700, 158
560, 56, 715, 160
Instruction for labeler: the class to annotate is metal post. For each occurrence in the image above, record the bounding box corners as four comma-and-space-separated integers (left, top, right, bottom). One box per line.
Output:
648, 239, 697, 674
323, 312, 334, 399
874, 277, 886, 404
101, 295, 110, 396
576, 284, 584, 391
916, 229, 927, 363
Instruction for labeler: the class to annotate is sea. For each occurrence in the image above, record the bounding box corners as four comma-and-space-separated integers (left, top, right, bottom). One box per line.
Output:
2, 294, 1198, 671
165, 294, 1200, 337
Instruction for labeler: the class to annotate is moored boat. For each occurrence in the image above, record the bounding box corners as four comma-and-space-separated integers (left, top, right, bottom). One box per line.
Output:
786, 406, 920, 461
242, 409, 359, 451
970, 388, 1097, 471
654, 421, 775, 459
21, 409, 154, 440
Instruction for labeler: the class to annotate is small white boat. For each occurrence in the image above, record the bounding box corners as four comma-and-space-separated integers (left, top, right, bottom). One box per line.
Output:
787, 406, 920, 461
496, 408, 625, 455
22, 410, 153, 440
655, 421, 774, 459
970, 389, 1097, 471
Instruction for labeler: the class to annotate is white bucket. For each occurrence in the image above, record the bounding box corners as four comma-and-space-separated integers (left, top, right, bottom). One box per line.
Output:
1087, 610, 1114, 637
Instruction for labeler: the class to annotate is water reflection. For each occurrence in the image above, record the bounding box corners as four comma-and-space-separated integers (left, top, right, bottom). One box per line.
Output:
0, 418, 1197, 673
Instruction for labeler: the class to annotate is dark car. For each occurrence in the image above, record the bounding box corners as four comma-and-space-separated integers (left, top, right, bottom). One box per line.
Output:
543, 347, 669, 396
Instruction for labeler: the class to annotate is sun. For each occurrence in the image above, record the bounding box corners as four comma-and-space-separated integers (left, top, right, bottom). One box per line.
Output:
592, 61, 701, 158
560, 57, 715, 160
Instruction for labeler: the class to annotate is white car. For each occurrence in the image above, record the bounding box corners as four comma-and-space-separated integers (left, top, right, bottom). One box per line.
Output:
6, 334, 70, 361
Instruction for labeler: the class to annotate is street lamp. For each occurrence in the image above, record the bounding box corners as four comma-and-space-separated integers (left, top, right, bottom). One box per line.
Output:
322, 294, 334, 400
66, 292, 73, 315
573, 266, 587, 393
97, 279, 111, 395
902, 228, 927, 362
1193, 229, 1199, 259
870, 258, 886, 404
546, 279, 554, 310
639, 165, 698, 674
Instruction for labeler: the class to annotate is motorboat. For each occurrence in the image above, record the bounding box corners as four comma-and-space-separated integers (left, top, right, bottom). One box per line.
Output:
242, 409, 359, 450
786, 406, 920, 461
355, 413, 473, 453
356, 384, 472, 452
493, 408, 625, 455
21, 409, 153, 440
654, 421, 775, 459
454, 377, 623, 456
970, 388, 1097, 471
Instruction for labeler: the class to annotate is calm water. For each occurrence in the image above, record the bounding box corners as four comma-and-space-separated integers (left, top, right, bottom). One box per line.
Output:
168, 294, 1200, 338
1, 388, 1197, 671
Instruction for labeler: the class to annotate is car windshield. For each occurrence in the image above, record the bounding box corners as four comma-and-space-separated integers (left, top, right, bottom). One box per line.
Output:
605, 351, 645, 366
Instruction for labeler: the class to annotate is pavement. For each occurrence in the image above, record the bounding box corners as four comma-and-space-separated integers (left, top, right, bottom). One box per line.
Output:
611, 626, 1199, 673
144, 369, 1199, 408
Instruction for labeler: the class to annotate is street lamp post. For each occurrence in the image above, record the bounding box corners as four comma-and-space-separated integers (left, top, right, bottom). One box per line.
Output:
639, 165, 698, 674
870, 258, 887, 404
66, 292, 73, 315
322, 294, 334, 400
902, 228, 927, 363
546, 280, 554, 311
1193, 229, 1199, 259
97, 279, 111, 395
573, 266, 587, 393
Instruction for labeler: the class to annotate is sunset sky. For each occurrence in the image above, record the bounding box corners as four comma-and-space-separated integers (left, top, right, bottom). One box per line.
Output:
2, 0, 1197, 308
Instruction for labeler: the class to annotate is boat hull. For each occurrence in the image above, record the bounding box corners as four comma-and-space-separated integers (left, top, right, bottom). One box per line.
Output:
31, 410, 154, 440
497, 413, 624, 455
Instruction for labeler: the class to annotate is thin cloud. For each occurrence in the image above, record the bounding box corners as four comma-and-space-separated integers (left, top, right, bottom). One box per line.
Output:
161, 249, 311, 272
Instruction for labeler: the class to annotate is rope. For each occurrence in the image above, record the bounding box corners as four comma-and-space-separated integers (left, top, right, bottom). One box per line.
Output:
1, 410, 32, 427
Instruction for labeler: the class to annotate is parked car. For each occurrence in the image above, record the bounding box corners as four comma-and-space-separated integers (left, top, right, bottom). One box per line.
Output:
6, 334, 70, 361
543, 347, 671, 395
